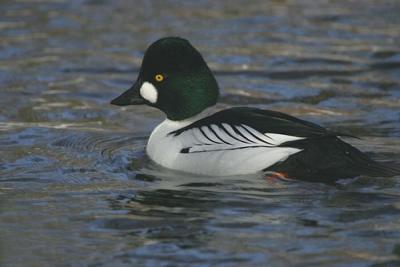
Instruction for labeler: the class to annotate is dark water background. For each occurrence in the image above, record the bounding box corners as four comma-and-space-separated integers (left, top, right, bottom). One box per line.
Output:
1, 0, 400, 266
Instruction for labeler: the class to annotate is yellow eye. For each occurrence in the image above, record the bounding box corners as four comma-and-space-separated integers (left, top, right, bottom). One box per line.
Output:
155, 74, 164, 82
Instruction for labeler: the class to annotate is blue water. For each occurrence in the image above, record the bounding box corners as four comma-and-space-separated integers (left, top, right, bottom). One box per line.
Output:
1, 1, 400, 266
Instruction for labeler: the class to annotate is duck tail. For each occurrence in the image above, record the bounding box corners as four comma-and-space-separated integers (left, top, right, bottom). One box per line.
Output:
266, 136, 400, 183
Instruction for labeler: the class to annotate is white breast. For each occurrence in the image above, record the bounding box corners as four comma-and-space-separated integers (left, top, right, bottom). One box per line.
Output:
146, 118, 303, 176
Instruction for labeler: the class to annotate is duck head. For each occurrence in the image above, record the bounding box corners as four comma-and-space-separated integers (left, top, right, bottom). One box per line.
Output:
111, 37, 219, 121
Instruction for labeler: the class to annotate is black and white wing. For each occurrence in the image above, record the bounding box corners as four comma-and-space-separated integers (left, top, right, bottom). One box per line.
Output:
169, 107, 337, 154
173, 123, 305, 153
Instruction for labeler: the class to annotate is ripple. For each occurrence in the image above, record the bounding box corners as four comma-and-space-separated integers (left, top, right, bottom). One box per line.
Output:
1, 0, 400, 266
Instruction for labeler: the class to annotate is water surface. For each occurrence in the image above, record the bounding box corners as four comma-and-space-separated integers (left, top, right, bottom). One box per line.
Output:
1, 0, 400, 266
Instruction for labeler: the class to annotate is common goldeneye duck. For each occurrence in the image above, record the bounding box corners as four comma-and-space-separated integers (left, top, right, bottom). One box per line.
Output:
111, 37, 398, 182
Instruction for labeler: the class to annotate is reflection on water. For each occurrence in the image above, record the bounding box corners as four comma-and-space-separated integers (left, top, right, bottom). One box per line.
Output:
1, 0, 400, 266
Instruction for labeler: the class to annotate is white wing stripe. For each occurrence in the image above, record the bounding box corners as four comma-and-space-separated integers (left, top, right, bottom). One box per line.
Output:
233, 125, 256, 143
264, 133, 305, 144
191, 128, 214, 144
201, 126, 222, 144
187, 144, 270, 153
210, 124, 236, 145
221, 123, 251, 144
241, 124, 274, 145
208, 125, 232, 144
236, 126, 263, 144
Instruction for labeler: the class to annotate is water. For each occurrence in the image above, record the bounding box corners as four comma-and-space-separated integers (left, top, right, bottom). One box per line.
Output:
1, 0, 400, 266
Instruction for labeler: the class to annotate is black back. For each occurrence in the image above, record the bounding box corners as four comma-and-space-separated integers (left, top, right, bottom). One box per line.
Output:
171, 107, 340, 138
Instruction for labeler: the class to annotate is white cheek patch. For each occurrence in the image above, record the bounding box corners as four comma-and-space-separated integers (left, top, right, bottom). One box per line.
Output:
140, 82, 158, 104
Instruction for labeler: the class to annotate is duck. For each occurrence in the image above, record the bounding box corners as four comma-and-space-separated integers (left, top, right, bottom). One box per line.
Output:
111, 37, 398, 182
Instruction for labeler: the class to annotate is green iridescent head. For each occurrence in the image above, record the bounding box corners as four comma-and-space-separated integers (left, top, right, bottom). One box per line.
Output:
111, 37, 219, 120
